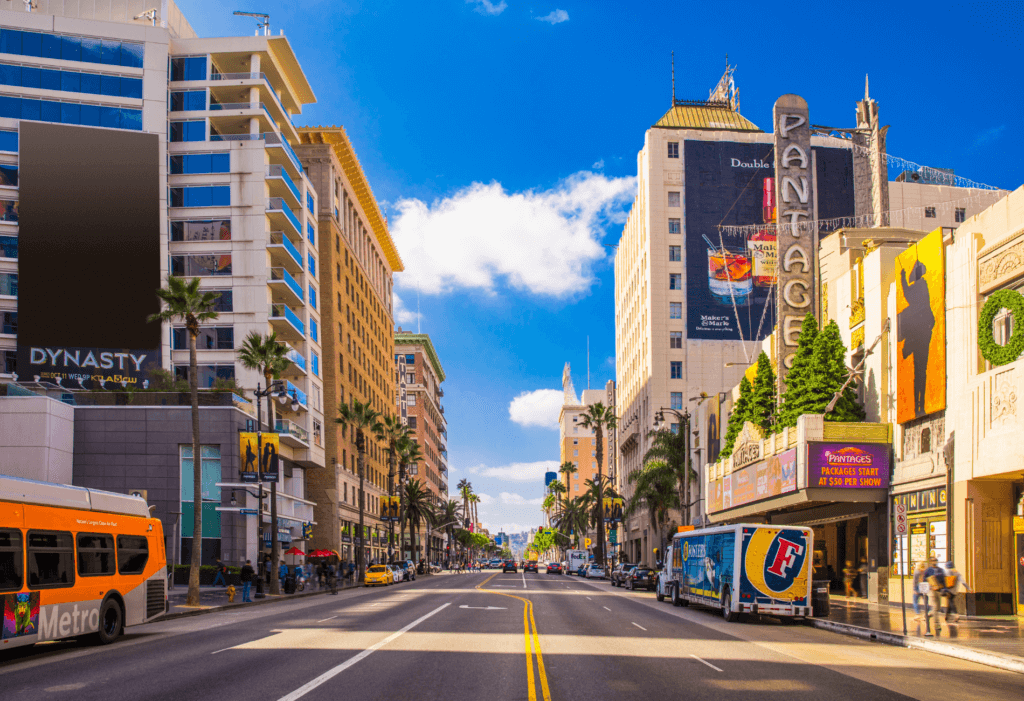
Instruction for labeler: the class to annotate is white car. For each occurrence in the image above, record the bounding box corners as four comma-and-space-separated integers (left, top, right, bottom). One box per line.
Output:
585, 564, 606, 579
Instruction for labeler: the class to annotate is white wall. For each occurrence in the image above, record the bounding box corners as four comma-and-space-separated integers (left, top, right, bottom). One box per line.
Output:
0, 395, 74, 483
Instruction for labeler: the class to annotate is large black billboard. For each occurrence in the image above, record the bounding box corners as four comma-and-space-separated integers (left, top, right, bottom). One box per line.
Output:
683, 140, 853, 341
17, 122, 160, 387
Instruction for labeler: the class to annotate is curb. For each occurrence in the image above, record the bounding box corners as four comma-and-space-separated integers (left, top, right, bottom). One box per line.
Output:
162, 584, 358, 621
807, 618, 1024, 675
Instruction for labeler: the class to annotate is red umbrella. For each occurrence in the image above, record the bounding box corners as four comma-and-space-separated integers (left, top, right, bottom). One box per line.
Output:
283, 546, 304, 556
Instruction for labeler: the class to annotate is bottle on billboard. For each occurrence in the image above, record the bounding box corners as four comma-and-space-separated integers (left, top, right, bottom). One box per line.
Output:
747, 229, 777, 288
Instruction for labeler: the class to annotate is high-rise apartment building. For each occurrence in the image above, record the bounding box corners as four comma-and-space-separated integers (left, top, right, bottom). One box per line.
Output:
296, 127, 402, 565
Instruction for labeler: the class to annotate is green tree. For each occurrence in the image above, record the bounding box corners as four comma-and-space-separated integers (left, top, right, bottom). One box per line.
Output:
436, 499, 463, 565
626, 460, 679, 566
374, 415, 408, 562
579, 402, 617, 567
641, 428, 691, 531
720, 376, 753, 458
236, 330, 292, 595
397, 435, 424, 560
552, 496, 589, 548
147, 276, 220, 607
776, 313, 819, 430
336, 399, 381, 583
748, 351, 777, 434
814, 321, 867, 422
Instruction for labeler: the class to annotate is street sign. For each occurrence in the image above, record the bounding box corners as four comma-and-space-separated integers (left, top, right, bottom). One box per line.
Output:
895, 502, 908, 535
240, 508, 258, 515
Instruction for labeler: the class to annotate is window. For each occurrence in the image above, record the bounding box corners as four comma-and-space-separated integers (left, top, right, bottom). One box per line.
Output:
669, 302, 682, 319
0, 63, 142, 98
670, 331, 682, 348
667, 141, 679, 158
924, 207, 936, 218
308, 253, 317, 277
170, 186, 230, 207
170, 254, 231, 276
306, 191, 315, 212
920, 427, 931, 454
310, 317, 318, 343
0, 199, 16, 222
307, 221, 316, 245
668, 218, 681, 234
667, 191, 680, 207
0, 272, 16, 297
116, 536, 149, 575
2, 310, 17, 335
669, 273, 682, 290
955, 208, 966, 223
312, 352, 320, 378
670, 361, 682, 379
0, 95, 141, 130
309, 285, 317, 310
171, 326, 233, 350
0, 529, 22, 592
573, 450, 578, 457
573, 439, 578, 445
169, 120, 205, 142
208, 289, 233, 312
407, 394, 417, 407
27, 530, 74, 588
76, 533, 115, 576
170, 220, 231, 241
170, 153, 229, 174
669, 245, 681, 262
0, 29, 143, 67
0, 130, 16, 152
174, 364, 235, 387
170, 56, 207, 81
406, 373, 415, 383
407, 416, 417, 429
670, 392, 683, 410
406, 354, 415, 364
2, 349, 15, 374
670, 423, 680, 435
170, 90, 206, 111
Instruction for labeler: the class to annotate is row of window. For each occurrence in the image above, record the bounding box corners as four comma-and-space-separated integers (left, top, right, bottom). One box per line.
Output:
0, 529, 148, 592
0, 235, 15, 258
169, 120, 205, 142
170, 220, 231, 241
0, 95, 141, 130
169, 56, 207, 82
170, 253, 232, 277
171, 326, 234, 351
0, 130, 15, 152
170, 153, 229, 175
0, 63, 142, 99
169, 186, 230, 208
170, 90, 207, 112
0, 29, 144, 68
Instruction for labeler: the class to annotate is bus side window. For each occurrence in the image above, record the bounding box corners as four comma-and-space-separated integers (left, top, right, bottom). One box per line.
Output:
77, 533, 116, 576
0, 529, 23, 592
27, 530, 75, 589
117, 535, 149, 575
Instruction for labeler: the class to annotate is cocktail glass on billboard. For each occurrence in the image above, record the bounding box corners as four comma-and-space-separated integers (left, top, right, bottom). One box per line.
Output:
707, 246, 752, 306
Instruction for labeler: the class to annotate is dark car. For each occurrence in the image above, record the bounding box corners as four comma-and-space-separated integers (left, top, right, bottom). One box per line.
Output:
546, 562, 562, 575
625, 566, 656, 591
524, 561, 539, 573
610, 563, 637, 587
502, 559, 518, 573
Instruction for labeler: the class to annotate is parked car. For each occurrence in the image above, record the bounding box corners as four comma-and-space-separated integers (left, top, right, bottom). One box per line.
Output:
524, 561, 539, 573
576, 562, 589, 577
503, 559, 518, 573
546, 562, 562, 574
390, 563, 404, 582
625, 566, 656, 591
610, 562, 637, 587
403, 560, 417, 581
364, 564, 394, 587
585, 564, 606, 580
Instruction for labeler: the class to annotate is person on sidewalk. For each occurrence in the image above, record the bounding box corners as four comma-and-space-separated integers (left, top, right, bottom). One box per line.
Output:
842, 561, 858, 598
912, 561, 930, 621
278, 561, 288, 591
240, 560, 255, 603
940, 561, 972, 624
923, 556, 945, 636
212, 558, 228, 587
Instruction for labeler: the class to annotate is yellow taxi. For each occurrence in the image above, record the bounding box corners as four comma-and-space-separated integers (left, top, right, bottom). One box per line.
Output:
364, 564, 394, 587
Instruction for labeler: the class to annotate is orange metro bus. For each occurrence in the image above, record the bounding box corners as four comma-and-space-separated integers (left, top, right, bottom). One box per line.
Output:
1, 475, 168, 651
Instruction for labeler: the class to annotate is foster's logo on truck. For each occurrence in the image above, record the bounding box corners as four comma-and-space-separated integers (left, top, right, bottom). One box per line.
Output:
743, 527, 809, 602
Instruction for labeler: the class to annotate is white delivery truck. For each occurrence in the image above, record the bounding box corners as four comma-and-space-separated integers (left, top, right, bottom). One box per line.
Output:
566, 549, 588, 575
656, 524, 813, 621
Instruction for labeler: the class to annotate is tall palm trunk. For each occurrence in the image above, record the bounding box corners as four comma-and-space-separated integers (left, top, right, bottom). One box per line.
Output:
388, 449, 396, 563
265, 370, 280, 595
595, 424, 605, 568
187, 331, 202, 606
357, 440, 366, 582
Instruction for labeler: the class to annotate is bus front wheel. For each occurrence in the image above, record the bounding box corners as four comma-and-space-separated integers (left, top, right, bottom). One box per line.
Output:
93, 598, 123, 645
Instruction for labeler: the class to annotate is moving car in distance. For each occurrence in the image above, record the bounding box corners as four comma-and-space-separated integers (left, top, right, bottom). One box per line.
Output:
610, 562, 637, 587
502, 559, 518, 573
546, 562, 562, 574
625, 566, 656, 591
523, 561, 539, 573
365, 564, 394, 587
585, 564, 606, 579
489, 558, 504, 569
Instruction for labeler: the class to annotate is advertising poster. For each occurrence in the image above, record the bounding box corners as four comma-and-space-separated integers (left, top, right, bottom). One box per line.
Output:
710, 448, 798, 514
239, 432, 279, 483
807, 442, 890, 489
16, 345, 160, 389
896, 228, 946, 423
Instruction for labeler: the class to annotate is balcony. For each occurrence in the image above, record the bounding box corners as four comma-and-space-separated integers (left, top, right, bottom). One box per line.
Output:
275, 418, 310, 448
282, 343, 307, 377
269, 303, 304, 342
207, 73, 296, 139
266, 165, 301, 208
268, 231, 302, 273
266, 197, 302, 237
263, 132, 303, 178
279, 379, 308, 414
269, 267, 304, 306
205, 101, 277, 135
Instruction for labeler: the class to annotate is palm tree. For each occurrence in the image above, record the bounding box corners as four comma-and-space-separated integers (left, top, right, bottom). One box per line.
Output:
236, 330, 292, 595
402, 478, 431, 565
336, 398, 381, 583
558, 460, 577, 493
148, 276, 220, 607
469, 493, 481, 532
552, 496, 588, 549
626, 460, 679, 566
374, 415, 408, 563
436, 499, 463, 566
397, 435, 424, 560
579, 402, 617, 567
457, 479, 471, 530
642, 428, 694, 531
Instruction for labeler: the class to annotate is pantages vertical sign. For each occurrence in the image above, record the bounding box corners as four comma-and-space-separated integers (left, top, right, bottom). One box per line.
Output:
773, 94, 816, 393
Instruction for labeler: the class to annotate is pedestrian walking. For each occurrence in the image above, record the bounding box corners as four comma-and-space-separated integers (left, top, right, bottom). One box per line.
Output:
923, 556, 945, 636
912, 561, 930, 623
842, 560, 858, 598
240, 560, 255, 603
328, 563, 338, 594
939, 561, 972, 623
212, 558, 228, 587
278, 561, 288, 591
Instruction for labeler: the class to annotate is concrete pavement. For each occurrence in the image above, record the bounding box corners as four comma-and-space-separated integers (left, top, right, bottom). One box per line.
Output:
1, 571, 1020, 701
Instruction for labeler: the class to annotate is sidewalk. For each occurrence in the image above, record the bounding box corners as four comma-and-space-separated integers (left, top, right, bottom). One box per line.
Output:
166, 579, 359, 618
810, 594, 1024, 674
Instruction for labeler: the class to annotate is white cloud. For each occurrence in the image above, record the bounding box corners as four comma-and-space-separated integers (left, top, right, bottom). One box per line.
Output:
592, 159, 604, 170
390, 171, 635, 297
509, 389, 563, 429
537, 9, 569, 24
467, 0, 507, 15
468, 460, 559, 482
393, 291, 421, 326
500, 492, 545, 505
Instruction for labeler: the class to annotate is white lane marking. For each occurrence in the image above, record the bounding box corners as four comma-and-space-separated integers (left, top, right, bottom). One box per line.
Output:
211, 646, 234, 655
631, 622, 647, 631
317, 616, 338, 623
522, 572, 527, 589
459, 605, 508, 610
586, 597, 592, 600
603, 606, 612, 612
690, 654, 723, 672
276, 603, 451, 701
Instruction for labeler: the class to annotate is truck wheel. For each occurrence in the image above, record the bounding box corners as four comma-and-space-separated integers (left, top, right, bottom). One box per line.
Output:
656, 584, 665, 602
93, 598, 123, 645
721, 589, 739, 622
672, 584, 682, 607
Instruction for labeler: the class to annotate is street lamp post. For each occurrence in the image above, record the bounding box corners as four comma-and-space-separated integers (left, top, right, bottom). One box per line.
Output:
253, 381, 298, 595
230, 488, 266, 598
653, 397, 706, 530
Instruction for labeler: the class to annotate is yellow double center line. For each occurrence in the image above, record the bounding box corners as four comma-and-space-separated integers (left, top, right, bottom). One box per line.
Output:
477, 574, 551, 701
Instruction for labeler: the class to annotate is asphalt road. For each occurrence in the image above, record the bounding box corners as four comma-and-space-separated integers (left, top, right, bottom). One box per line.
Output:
1, 571, 1021, 701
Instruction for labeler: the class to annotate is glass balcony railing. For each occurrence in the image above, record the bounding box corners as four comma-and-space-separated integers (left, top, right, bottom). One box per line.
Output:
209, 133, 259, 142
275, 418, 309, 443
270, 304, 304, 336
284, 380, 308, 408
267, 165, 301, 202
269, 266, 304, 302
267, 197, 301, 234
285, 347, 307, 372
263, 132, 303, 175
268, 231, 301, 268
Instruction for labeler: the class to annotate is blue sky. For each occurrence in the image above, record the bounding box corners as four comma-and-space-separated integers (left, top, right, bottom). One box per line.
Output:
178, 0, 1023, 533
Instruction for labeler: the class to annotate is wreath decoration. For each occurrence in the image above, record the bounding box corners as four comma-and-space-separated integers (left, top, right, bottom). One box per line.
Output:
978, 289, 1024, 366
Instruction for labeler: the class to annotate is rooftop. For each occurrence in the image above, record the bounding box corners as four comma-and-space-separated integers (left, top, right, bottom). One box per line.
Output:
654, 99, 761, 132
395, 329, 445, 383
